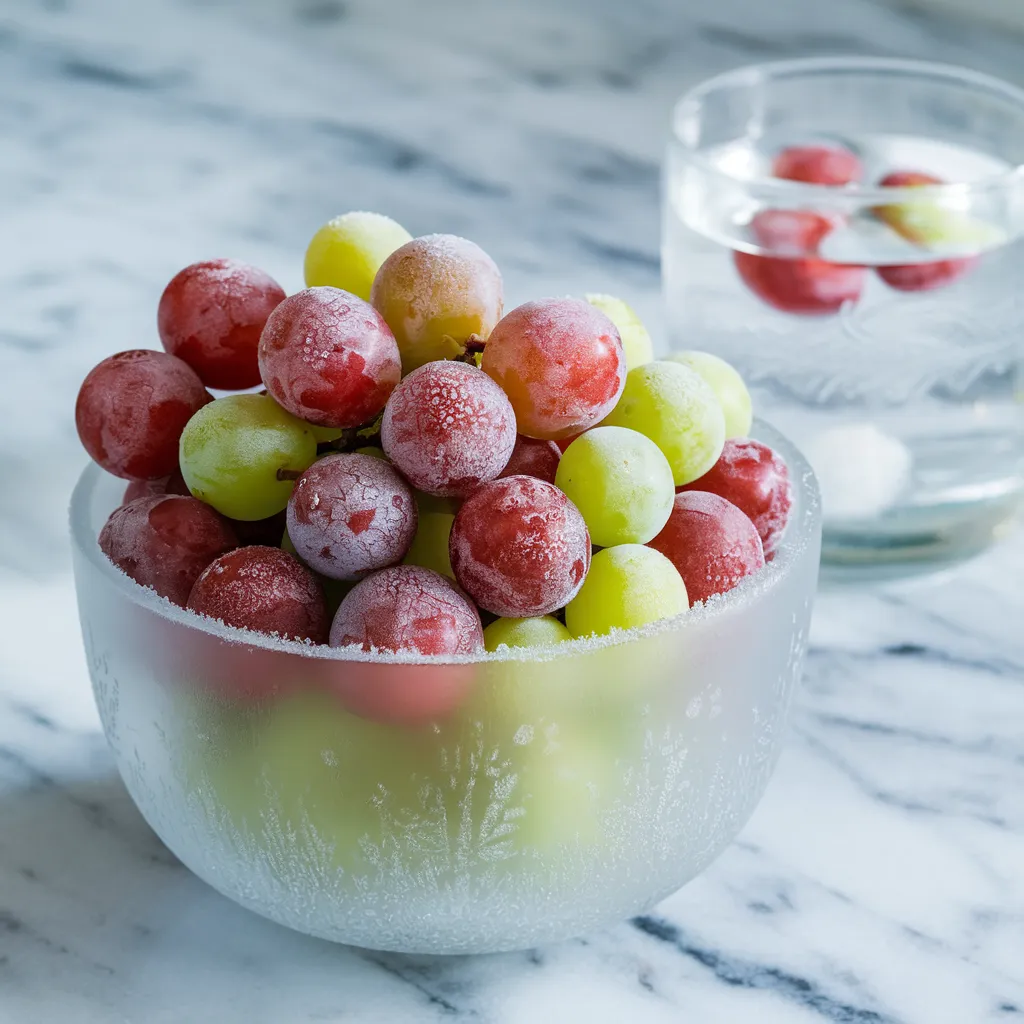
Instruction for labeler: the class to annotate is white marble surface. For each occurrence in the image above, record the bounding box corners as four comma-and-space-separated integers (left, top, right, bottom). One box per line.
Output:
1, 0, 1023, 1020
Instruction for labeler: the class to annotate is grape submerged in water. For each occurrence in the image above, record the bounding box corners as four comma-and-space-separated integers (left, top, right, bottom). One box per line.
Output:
371, 233, 503, 373
76, 350, 211, 480
178, 393, 318, 521
259, 287, 402, 429
157, 259, 286, 390
771, 144, 863, 185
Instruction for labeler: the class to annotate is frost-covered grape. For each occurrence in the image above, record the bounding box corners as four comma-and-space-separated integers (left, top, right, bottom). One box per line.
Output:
179, 393, 318, 520
157, 259, 286, 390
602, 361, 726, 486
304, 211, 412, 301
286, 453, 417, 580
371, 234, 503, 373
679, 439, 792, 557
649, 492, 765, 606
555, 426, 674, 547
584, 293, 653, 371
381, 360, 516, 497
449, 475, 590, 617
482, 298, 625, 440
565, 545, 687, 638
665, 351, 752, 439
498, 435, 561, 484
76, 350, 211, 480
99, 494, 238, 606
122, 468, 189, 505
187, 545, 328, 643
259, 287, 401, 429
483, 615, 571, 651
772, 144, 862, 185
330, 565, 483, 655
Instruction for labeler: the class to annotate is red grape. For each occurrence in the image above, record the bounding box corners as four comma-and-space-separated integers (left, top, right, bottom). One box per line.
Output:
772, 145, 862, 185
287, 453, 417, 580
157, 259, 285, 390
481, 298, 626, 440
122, 468, 189, 505
187, 545, 328, 644
750, 210, 835, 256
648, 491, 765, 606
99, 494, 238, 606
329, 565, 483, 655
678, 439, 792, 558
381, 360, 516, 497
498, 435, 561, 484
449, 475, 590, 617
734, 251, 865, 315
258, 286, 401, 428
76, 350, 211, 480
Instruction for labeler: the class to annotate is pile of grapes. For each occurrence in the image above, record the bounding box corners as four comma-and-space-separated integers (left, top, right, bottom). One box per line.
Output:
77, 212, 792, 666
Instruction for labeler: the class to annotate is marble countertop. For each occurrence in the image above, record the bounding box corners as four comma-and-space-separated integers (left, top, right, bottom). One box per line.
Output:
1, 0, 1023, 1020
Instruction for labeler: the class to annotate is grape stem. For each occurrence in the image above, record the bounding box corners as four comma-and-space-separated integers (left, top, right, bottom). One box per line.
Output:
276, 468, 304, 481
453, 334, 486, 364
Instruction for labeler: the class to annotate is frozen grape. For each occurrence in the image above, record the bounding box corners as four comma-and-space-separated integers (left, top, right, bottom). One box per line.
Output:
665, 351, 752, 439
565, 544, 687, 638
330, 565, 483, 655
498, 435, 561, 484
381, 360, 516, 497
179, 393, 318, 520
259, 287, 401, 429
771, 144, 862, 185
482, 298, 625, 440
876, 260, 975, 292
449, 475, 590, 617
187, 545, 328, 643
371, 234, 503, 373
555, 426, 674, 547
601, 361, 726, 486
584, 293, 653, 370
76, 350, 211, 480
99, 494, 238, 606
483, 615, 571, 651
649, 491, 765, 606
122, 468, 189, 505
749, 209, 836, 257
286, 453, 417, 580
304, 211, 412, 301
679, 439, 792, 557
157, 259, 286, 390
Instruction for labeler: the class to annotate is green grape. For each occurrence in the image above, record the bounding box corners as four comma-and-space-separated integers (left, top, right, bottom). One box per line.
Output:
179, 393, 317, 520
665, 350, 752, 439
303, 211, 412, 301
308, 423, 344, 444
403, 495, 456, 579
554, 426, 674, 546
281, 527, 352, 614
353, 445, 387, 459
601, 361, 725, 486
584, 293, 653, 371
565, 544, 687, 638
483, 615, 571, 651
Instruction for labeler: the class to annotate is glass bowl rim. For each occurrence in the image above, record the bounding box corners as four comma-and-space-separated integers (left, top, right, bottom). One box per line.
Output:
69, 417, 821, 667
670, 55, 1024, 202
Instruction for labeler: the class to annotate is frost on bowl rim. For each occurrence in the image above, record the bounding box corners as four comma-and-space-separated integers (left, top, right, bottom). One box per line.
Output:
69, 418, 821, 666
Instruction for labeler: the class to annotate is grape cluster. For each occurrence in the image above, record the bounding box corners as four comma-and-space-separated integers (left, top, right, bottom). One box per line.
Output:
76, 209, 793, 723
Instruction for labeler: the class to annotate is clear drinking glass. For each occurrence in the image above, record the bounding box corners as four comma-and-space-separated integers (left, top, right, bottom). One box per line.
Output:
663, 57, 1024, 573
71, 421, 820, 955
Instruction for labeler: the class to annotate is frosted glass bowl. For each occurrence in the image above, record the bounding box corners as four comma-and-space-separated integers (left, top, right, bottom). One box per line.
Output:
70, 420, 821, 955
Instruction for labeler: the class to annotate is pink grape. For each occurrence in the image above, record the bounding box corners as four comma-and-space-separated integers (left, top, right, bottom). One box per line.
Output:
498, 435, 561, 484
481, 298, 626, 440
648, 491, 765, 606
287, 453, 417, 580
76, 350, 211, 480
187, 545, 328, 644
258, 286, 401, 429
381, 360, 516, 497
329, 565, 483, 655
679, 439, 793, 557
772, 145, 862, 185
99, 494, 238, 606
157, 259, 285, 390
449, 475, 590, 617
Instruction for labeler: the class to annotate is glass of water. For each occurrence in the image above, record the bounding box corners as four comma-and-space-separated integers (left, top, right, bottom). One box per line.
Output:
663, 57, 1024, 573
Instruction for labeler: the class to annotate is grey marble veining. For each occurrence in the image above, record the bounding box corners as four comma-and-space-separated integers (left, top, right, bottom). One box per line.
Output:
1, 0, 1023, 1021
